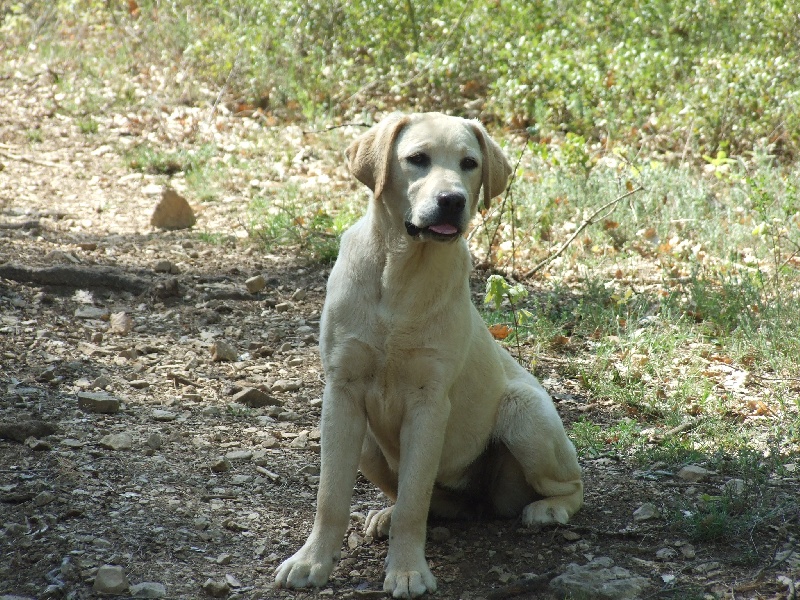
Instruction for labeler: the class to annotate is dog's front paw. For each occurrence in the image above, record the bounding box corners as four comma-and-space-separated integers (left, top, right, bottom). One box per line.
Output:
522, 499, 570, 526
274, 547, 337, 589
364, 506, 393, 539
383, 564, 437, 599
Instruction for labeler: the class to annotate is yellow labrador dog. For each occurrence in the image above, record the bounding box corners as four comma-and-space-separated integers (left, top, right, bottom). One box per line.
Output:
275, 113, 583, 598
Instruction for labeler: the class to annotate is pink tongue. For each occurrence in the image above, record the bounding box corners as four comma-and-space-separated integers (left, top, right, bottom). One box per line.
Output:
429, 224, 458, 235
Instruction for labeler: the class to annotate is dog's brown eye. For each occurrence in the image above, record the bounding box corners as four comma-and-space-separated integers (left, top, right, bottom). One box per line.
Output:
461, 157, 479, 171
407, 153, 430, 167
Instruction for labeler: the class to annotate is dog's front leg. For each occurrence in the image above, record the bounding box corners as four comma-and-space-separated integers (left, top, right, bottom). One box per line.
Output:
275, 381, 367, 589
383, 399, 449, 598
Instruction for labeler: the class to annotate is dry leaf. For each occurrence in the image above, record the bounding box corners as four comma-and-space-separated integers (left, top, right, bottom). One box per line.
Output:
489, 324, 512, 340
550, 334, 571, 349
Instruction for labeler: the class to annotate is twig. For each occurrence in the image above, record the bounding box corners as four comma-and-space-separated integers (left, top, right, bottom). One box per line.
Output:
302, 122, 371, 135
522, 185, 644, 278
0, 150, 61, 169
484, 133, 530, 258
485, 571, 556, 600
209, 49, 241, 122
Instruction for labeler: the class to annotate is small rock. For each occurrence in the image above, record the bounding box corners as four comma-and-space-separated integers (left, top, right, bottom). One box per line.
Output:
152, 409, 178, 422
201, 578, 230, 598
245, 275, 267, 294
32, 490, 56, 507
92, 375, 113, 390
275, 302, 291, 313
153, 260, 176, 273
0, 419, 57, 443
210, 341, 238, 362
93, 565, 129, 595
272, 379, 302, 392
210, 457, 231, 473
549, 556, 650, 600
78, 392, 120, 414
224, 574, 242, 588
261, 435, 280, 449
90, 332, 104, 344
680, 544, 696, 559
129, 380, 150, 389
146, 432, 162, 450
26, 438, 52, 451
562, 530, 582, 541
676, 465, 710, 482
129, 582, 167, 598
99, 432, 133, 451
633, 503, 659, 522
150, 188, 196, 230
225, 450, 253, 462
656, 547, 677, 560
429, 526, 451, 543
109, 312, 133, 335
722, 478, 745, 495
289, 432, 308, 448
347, 531, 362, 550
232, 387, 279, 408
216, 553, 232, 565
291, 289, 306, 301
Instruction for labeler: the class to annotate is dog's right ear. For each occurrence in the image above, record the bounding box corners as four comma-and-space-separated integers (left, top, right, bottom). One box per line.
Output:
346, 113, 410, 200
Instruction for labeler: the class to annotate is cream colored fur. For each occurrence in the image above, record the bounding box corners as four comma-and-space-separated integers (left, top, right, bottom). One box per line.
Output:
274, 113, 583, 598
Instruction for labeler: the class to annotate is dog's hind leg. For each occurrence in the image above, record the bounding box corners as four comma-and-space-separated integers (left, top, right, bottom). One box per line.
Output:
360, 432, 397, 539
493, 378, 583, 526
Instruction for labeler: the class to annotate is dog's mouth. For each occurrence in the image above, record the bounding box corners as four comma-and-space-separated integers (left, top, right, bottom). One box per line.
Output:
405, 221, 462, 241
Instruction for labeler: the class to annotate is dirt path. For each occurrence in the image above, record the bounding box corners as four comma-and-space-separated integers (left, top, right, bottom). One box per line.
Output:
1, 56, 797, 600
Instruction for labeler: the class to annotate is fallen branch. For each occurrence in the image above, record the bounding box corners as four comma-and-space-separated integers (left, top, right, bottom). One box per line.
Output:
0, 150, 62, 169
0, 263, 150, 294
0, 220, 40, 230
522, 185, 644, 279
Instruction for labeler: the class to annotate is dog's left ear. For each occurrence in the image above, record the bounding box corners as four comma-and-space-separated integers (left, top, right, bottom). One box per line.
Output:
346, 113, 410, 201
469, 120, 512, 209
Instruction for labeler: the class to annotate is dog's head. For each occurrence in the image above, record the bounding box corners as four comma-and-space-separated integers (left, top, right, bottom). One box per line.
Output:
346, 112, 512, 242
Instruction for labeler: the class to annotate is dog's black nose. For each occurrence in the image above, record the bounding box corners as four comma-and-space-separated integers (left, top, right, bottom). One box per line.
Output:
436, 192, 466, 212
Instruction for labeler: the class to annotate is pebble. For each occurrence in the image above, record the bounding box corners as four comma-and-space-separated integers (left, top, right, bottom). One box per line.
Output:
150, 188, 196, 230
216, 553, 232, 565
291, 289, 306, 301
99, 432, 133, 451
633, 502, 659, 522
78, 391, 120, 414
676, 465, 710, 482
109, 312, 134, 335
92, 375, 112, 390
129, 379, 150, 389
275, 302, 291, 313
210, 340, 238, 362
32, 490, 56, 507
232, 387, 279, 408
289, 432, 309, 448
245, 275, 267, 294
680, 544, 696, 559
93, 565, 129, 594
129, 582, 167, 598
562, 530, 582, 541
27, 438, 52, 451
153, 260, 176, 273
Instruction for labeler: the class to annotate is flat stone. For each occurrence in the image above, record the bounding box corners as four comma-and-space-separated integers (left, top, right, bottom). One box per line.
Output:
676, 465, 710, 482
129, 582, 167, 598
93, 565, 129, 595
129, 380, 150, 389
75, 306, 110, 320
232, 387, 279, 408
152, 409, 178, 422
656, 547, 677, 560
150, 188, 195, 230
99, 432, 133, 451
147, 432, 162, 450
32, 490, 56, 507
549, 556, 650, 600
77, 392, 120, 414
225, 450, 253, 462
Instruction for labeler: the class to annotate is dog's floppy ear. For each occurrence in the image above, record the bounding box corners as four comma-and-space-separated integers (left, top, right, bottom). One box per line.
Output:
469, 120, 512, 209
346, 113, 410, 200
